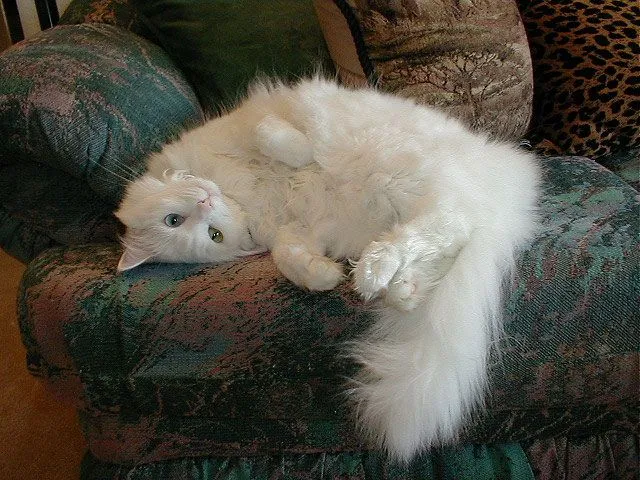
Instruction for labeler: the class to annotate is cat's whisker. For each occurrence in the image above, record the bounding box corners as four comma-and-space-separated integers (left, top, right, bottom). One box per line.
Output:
93, 163, 136, 185
87, 175, 133, 190
209, 151, 238, 157
111, 160, 142, 178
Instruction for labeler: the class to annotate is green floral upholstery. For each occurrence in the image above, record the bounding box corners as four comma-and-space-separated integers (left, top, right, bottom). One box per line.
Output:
78, 436, 638, 480
599, 148, 640, 192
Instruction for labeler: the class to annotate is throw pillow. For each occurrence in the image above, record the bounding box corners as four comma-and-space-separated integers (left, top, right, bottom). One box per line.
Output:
517, 0, 639, 158
313, 0, 534, 140
0, 24, 203, 261
132, 0, 332, 113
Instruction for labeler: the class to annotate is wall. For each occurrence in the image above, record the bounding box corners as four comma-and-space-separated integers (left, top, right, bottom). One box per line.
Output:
16, 0, 72, 38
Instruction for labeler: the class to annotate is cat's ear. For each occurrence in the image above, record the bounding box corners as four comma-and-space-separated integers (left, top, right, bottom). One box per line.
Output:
117, 247, 151, 272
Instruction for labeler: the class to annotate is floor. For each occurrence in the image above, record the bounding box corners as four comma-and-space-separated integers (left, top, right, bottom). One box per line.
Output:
0, 248, 85, 480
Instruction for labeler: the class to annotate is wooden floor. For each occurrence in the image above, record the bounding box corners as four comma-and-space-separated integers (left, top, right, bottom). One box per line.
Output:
0, 249, 85, 480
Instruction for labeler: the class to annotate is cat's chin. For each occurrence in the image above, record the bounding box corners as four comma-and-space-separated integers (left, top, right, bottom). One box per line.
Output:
237, 246, 268, 257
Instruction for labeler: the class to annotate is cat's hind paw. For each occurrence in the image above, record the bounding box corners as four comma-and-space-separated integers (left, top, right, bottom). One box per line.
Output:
254, 115, 313, 168
352, 241, 402, 301
384, 266, 430, 311
353, 241, 444, 311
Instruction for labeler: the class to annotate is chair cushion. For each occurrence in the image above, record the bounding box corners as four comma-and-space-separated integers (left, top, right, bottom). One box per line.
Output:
60, 0, 147, 35
19, 155, 639, 463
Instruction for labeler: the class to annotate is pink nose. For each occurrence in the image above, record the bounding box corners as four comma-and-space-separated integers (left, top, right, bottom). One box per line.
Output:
198, 196, 213, 208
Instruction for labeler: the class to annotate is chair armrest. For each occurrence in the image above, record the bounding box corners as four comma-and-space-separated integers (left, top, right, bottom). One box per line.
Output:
0, 23, 204, 262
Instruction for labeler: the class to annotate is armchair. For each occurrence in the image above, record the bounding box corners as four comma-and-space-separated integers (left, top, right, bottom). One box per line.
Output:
1, 0, 637, 478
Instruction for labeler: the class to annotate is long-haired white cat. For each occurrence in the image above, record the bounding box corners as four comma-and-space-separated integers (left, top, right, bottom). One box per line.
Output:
115, 77, 541, 461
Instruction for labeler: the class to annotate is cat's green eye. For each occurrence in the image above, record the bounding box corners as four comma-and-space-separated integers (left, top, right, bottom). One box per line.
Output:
164, 214, 185, 227
208, 226, 223, 243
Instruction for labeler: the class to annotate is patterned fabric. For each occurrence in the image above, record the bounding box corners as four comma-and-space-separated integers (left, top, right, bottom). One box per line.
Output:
0, 23, 204, 263
80, 443, 537, 479
77, 433, 638, 480
60, 0, 147, 35
19, 155, 639, 464
523, 434, 639, 480
517, 0, 640, 159
324, 0, 533, 140
599, 147, 640, 192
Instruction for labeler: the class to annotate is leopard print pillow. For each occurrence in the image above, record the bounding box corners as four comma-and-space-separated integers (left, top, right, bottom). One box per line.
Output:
518, 0, 639, 158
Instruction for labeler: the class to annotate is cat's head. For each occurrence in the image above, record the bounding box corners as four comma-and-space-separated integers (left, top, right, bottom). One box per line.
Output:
115, 170, 260, 271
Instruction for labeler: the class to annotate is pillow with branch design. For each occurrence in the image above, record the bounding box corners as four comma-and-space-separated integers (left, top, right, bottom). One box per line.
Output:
313, 0, 534, 141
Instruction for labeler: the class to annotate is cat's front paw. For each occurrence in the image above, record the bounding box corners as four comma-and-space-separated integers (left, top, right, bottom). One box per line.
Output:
304, 255, 345, 291
273, 244, 344, 291
352, 241, 402, 301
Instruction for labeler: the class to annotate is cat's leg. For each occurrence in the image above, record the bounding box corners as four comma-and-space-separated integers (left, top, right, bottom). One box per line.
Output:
271, 222, 344, 291
254, 115, 314, 168
352, 210, 471, 310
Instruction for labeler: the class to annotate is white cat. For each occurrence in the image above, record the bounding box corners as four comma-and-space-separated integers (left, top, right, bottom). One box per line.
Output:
115, 77, 541, 461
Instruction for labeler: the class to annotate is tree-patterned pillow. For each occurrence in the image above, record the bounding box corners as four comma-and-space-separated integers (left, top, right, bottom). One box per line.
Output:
313, 0, 534, 141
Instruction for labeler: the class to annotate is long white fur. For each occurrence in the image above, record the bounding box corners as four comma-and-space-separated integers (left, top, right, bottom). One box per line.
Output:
115, 77, 541, 461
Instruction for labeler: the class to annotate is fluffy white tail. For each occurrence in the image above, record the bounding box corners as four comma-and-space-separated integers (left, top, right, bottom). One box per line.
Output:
347, 229, 518, 462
